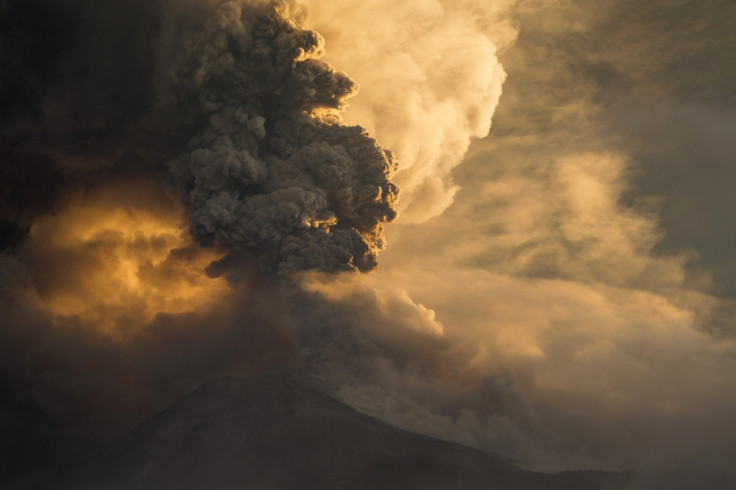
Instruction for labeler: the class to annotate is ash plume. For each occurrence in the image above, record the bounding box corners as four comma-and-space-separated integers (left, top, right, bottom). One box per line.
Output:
161, 0, 398, 274
8, 0, 736, 485
1, 0, 398, 276
0, 0, 399, 482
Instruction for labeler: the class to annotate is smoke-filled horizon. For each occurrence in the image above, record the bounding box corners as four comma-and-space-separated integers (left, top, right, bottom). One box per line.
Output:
2, 0, 736, 485
321, 0, 736, 474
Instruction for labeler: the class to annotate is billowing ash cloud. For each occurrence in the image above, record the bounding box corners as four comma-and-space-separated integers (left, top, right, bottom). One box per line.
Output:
5, 0, 736, 484
0, 0, 401, 482
0, 0, 398, 276
162, 0, 399, 275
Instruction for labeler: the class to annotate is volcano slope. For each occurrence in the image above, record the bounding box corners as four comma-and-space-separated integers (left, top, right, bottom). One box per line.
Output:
19, 374, 736, 490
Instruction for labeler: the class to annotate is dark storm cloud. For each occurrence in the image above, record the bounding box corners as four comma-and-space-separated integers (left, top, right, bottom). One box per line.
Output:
0, 0, 160, 250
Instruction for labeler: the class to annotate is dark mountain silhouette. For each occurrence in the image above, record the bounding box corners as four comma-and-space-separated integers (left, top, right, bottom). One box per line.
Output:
12, 374, 736, 490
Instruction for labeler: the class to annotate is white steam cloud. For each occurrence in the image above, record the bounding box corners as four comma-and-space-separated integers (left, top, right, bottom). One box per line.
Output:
304, 0, 515, 222
293, 0, 736, 476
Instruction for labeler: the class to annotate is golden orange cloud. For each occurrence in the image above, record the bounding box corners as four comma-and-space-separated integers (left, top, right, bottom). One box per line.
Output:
18, 178, 231, 339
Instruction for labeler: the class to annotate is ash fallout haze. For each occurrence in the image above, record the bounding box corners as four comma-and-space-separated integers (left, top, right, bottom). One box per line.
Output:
1, 0, 736, 486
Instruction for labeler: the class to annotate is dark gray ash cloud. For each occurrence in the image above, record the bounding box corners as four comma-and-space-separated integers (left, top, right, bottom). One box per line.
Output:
0, 0, 398, 276
0, 0, 399, 483
160, 0, 398, 275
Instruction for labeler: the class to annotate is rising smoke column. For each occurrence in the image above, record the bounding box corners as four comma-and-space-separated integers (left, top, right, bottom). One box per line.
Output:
0, 0, 399, 482
0, 0, 399, 276
161, 0, 399, 275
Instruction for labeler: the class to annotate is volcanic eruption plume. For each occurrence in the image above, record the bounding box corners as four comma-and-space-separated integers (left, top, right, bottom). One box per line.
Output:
0, 0, 403, 480
7, 0, 736, 485
161, 0, 399, 275
0, 0, 404, 343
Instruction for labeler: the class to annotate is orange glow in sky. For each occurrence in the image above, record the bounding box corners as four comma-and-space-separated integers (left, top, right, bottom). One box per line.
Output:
19, 179, 231, 338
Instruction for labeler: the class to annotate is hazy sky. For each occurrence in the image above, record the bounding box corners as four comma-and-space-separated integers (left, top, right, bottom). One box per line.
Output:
306, 0, 736, 473
1, 0, 735, 483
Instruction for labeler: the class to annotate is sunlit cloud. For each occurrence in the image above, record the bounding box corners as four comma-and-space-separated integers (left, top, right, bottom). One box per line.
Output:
1, 0, 735, 483
16, 179, 231, 337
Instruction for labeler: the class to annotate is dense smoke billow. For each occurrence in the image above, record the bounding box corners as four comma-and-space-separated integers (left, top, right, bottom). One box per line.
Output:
162, 0, 398, 275
1, 0, 398, 277
0, 0, 401, 481
4, 0, 735, 485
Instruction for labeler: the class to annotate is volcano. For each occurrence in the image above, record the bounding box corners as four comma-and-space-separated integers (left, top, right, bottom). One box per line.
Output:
17, 374, 736, 490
